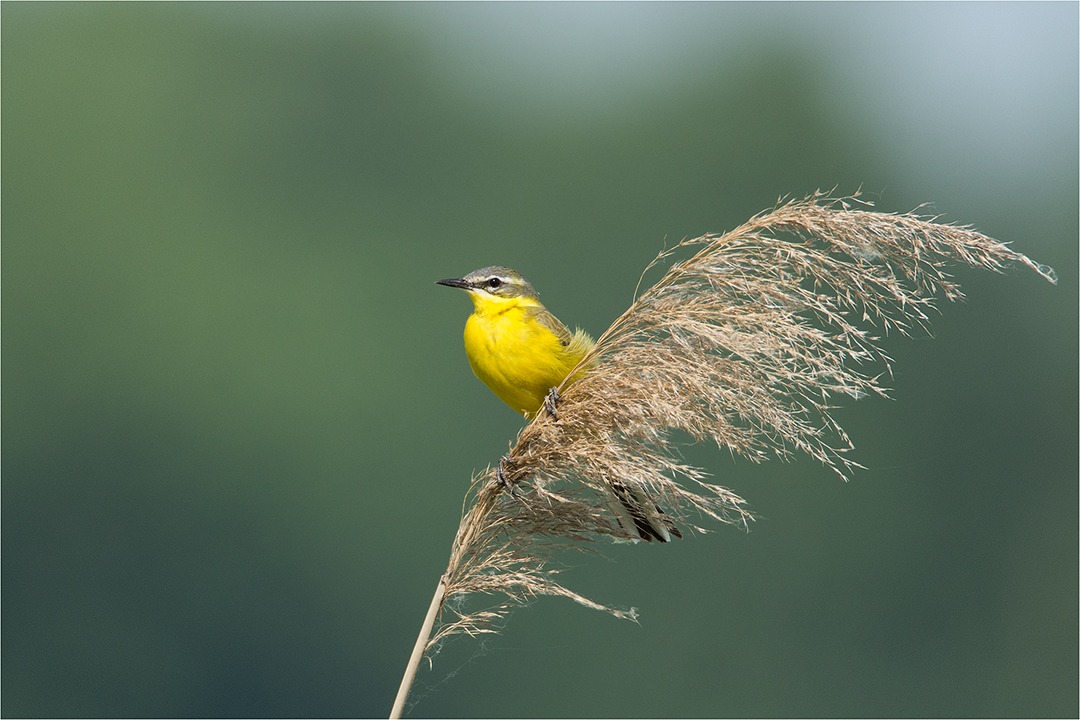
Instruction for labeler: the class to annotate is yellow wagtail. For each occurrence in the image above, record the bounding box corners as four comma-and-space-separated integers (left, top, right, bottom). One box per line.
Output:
436, 266, 592, 417
437, 265, 682, 543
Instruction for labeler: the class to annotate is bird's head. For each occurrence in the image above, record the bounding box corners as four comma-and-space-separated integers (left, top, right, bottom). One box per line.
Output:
436, 266, 541, 308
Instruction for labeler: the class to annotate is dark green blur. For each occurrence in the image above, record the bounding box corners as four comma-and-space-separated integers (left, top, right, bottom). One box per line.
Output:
3, 3, 1076, 717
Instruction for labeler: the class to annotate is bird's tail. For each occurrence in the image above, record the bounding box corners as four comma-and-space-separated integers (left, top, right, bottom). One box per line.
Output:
606, 481, 683, 543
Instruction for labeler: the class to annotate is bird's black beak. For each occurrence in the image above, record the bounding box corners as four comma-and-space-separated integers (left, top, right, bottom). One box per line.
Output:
436, 277, 472, 289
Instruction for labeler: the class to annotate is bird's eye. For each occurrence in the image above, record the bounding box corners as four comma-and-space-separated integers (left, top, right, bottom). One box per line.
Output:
487, 277, 502, 289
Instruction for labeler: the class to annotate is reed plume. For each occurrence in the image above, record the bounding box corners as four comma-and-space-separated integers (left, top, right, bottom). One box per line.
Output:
390, 192, 1055, 717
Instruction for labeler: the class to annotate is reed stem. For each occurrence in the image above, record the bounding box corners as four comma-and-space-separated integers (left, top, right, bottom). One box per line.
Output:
389, 577, 446, 719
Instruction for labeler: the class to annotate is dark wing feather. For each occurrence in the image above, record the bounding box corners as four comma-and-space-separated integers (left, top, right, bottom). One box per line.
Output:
525, 305, 573, 347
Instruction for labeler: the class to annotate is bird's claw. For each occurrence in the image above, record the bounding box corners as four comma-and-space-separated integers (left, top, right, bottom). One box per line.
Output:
496, 454, 519, 497
543, 386, 561, 420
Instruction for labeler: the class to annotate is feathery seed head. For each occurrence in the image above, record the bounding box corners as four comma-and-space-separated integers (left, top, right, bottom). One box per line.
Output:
425, 192, 1056, 654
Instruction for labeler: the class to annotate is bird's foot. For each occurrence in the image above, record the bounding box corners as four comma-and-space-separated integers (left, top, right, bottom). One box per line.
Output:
543, 386, 561, 420
496, 454, 519, 497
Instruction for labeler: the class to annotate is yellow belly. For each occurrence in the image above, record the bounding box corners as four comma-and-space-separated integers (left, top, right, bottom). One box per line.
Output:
463, 308, 585, 416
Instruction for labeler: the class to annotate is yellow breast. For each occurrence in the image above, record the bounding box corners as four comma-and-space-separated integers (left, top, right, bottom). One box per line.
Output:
462, 297, 589, 416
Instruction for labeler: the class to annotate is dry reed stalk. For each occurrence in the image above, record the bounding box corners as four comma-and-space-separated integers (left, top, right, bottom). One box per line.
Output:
389, 192, 1055, 717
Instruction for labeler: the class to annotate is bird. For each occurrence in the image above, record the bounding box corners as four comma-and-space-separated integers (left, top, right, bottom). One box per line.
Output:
435, 266, 592, 417
437, 265, 682, 543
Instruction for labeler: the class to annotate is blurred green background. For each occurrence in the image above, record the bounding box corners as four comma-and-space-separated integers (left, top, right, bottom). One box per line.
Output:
3, 3, 1076, 717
